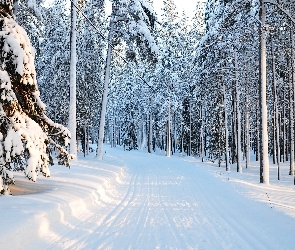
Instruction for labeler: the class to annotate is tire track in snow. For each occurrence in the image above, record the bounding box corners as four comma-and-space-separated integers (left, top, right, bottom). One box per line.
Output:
155, 173, 186, 249
123, 174, 151, 249
133, 175, 160, 248
48, 149, 295, 249
50, 170, 137, 250
89, 171, 141, 249
95, 172, 145, 249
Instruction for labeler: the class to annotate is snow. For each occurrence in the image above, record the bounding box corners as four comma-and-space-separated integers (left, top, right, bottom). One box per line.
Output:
1, 145, 295, 249
0, 13, 71, 192
127, 0, 159, 55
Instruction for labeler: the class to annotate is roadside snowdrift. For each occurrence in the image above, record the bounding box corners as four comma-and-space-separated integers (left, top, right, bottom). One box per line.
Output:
0, 151, 128, 249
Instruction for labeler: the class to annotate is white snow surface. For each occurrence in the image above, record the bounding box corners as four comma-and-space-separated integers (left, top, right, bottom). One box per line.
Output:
1, 145, 295, 249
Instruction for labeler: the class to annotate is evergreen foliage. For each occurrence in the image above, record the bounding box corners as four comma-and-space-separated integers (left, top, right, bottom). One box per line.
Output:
0, 1, 71, 194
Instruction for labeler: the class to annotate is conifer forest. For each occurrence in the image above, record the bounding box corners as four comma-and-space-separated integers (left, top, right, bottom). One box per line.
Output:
1, 0, 295, 194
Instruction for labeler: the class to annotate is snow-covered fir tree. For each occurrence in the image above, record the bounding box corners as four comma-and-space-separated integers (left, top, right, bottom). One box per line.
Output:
0, 0, 71, 194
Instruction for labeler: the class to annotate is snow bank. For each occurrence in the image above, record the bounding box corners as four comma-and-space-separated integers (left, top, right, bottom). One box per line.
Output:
0, 151, 128, 249
186, 155, 295, 219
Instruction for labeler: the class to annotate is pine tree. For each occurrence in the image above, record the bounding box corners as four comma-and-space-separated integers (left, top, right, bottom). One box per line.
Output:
0, 1, 71, 194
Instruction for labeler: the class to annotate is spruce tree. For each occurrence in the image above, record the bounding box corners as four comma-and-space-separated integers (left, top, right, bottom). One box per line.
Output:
0, 1, 71, 194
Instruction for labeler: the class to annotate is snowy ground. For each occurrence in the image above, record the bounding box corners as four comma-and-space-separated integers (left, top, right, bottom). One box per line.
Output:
1, 145, 295, 249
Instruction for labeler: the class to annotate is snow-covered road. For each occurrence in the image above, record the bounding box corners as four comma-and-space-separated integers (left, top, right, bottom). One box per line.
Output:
52, 149, 295, 249
1, 147, 295, 249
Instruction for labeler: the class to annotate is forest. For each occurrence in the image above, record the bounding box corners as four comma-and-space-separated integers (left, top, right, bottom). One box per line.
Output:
1, 0, 295, 194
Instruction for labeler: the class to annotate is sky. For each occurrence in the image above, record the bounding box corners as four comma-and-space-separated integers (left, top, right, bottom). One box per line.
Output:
105, 0, 203, 20
44, 0, 203, 20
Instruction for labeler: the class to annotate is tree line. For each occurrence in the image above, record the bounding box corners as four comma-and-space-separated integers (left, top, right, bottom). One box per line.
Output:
1, 0, 295, 193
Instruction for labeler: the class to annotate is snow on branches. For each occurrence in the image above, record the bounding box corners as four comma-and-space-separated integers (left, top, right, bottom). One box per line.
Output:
111, 0, 159, 61
0, 8, 71, 194
128, 0, 159, 57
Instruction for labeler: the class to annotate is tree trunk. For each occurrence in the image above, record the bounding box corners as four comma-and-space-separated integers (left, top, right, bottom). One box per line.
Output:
69, 0, 77, 157
256, 101, 259, 162
84, 125, 87, 157
235, 52, 242, 173
245, 99, 250, 169
148, 113, 153, 153
270, 36, 277, 165
110, 116, 114, 148
289, 60, 294, 175
259, 0, 269, 184
166, 99, 171, 157
118, 124, 121, 146
174, 113, 177, 154
200, 106, 205, 162
141, 118, 147, 149
189, 98, 192, 156
283, 95, 286, 163
276, 112, 281, 180
271, 34, 280, 179
97, 12, 114, 160
181, 123, 184, 153
87, 125, 89, 155
232, 88, 237, 164
223, 80, 230, 171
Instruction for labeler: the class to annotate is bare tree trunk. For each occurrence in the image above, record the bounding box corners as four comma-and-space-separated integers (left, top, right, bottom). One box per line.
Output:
69, 0, 77, 157
111, 116, 114, 148
276, 112, 281, 180
223, 80, 230, 171
174, 113, 177, 154
259, 0, 269, 184
235, 52, 242, 173
283, 94, 286, 163
181, 123, 184, 153
87, 125, 89, 155
271, 35, 277, 165
189, 98, 192, 156
118, 123, 121, 146
272, 111, 277, 164
232, 88, 237, 164
166, 99, 171, 157
97, 11, 114, 160
200, 106, 205, 162
289, 58, 294, 175
83, 125, 86, 157
256, 101, 260, 162
245, 87, 250, 169
148, 113, 153, 153
141, 117, 147, 149
271, 34, 280, 179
